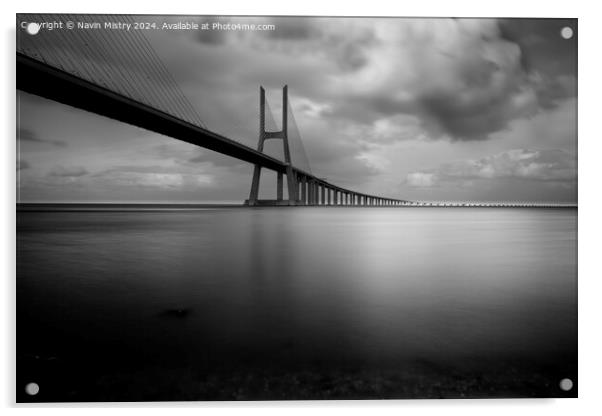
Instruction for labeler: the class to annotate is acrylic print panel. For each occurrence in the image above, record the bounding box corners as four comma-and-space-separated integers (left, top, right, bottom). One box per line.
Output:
16, 14, 577, 402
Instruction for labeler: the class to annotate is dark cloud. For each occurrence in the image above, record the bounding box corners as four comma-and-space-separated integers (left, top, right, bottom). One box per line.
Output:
322, 19, 576, 141
48, 165, 88, 177
186, 151, 246, 169
152, 143, 247, 170
18, 127, 66, 147
17, 160, 30, 171
195, 19, 229, 45
267, 18, 317, 40
498, 19, 577, 78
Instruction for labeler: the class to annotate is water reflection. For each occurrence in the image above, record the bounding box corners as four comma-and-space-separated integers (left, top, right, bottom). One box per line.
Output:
17, 207, 577, 399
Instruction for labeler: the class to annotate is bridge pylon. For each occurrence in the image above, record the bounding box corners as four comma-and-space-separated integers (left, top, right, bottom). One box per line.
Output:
245, 85, 299, 206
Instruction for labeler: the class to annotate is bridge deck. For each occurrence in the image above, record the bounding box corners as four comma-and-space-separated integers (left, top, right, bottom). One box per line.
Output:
17, 53, 289, 173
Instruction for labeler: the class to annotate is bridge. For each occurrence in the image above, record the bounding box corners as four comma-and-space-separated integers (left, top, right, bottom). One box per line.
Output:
17, 15, 408, 207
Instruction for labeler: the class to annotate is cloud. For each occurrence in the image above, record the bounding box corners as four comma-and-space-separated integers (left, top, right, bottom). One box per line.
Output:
406, 149, 576, 187
329, 19, 575, 141
48, 165, 88, 177
151, 143, 247, 170
406, 172, 437, 188
90, 165, 215, 189
18, 127, 66, 147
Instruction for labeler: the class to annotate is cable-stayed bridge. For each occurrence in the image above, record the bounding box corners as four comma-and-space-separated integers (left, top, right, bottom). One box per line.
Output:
17, 15, 408, 206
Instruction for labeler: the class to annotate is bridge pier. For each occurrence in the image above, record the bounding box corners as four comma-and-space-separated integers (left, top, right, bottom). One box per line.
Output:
246, 85, 304, 206
277, 172, 283, 201
301, 176, 307, 205
315, 182, 320, 205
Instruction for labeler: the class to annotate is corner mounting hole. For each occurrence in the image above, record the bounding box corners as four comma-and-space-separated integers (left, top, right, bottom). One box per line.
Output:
26, 23, 40, 35
559, 378, 573, 391
561, 27, 573, 39
25, 382, 39, 396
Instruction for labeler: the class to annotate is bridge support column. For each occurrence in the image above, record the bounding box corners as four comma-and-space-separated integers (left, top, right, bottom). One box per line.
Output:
321, 185, 325, 206
246, 85, 301, 206
286, 167, 297, 204
301, 176, 307, 205
277, 172, 283, 201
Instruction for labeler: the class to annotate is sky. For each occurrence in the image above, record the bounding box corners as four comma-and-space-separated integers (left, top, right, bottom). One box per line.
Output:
17, 16, 577, 203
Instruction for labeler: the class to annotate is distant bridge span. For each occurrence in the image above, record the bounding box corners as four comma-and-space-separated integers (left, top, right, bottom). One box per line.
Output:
17, 52, 408, 206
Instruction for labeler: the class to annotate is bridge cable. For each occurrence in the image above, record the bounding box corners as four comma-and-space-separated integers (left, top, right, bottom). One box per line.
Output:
122, 15, 203, 126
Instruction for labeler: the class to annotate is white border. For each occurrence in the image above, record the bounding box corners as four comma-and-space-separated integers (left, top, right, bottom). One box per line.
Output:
3, 1, 601, 415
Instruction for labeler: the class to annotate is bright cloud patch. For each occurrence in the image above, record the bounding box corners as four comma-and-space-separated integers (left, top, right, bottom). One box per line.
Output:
406, 172, 438, 187
95, 171, 214, 189
407, 149, 576, 187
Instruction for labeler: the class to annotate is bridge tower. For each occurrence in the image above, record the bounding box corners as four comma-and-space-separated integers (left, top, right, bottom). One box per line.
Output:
245, 85, 298, 206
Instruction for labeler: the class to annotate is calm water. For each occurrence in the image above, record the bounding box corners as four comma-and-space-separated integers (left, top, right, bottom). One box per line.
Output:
17, 207, 577, 400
